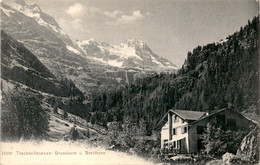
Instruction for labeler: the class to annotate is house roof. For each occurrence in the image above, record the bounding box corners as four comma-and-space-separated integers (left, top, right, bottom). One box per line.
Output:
189, 108, 226, 125
156, 109, 206, 127
190, 108, 258, 125
157, 108, 257, 128
170, 109, 206, 121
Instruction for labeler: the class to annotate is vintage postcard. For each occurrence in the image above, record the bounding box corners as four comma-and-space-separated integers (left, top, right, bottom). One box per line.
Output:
0, 0, 259, 164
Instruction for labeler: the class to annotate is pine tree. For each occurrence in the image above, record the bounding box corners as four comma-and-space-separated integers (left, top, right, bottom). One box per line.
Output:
202, 123, 214, 155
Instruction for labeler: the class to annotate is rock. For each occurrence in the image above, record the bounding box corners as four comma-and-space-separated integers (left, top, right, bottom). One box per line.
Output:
222, 152, 236, 165
222, 152, 251, 165
236, 125, 259, 164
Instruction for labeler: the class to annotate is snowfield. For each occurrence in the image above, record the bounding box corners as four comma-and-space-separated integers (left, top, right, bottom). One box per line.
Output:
1, 141, 154, 165
76, 38, 178, 70
66, 45, 81, 55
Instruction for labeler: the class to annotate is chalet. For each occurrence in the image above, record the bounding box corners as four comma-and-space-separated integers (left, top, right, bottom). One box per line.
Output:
160, 108, 256, 155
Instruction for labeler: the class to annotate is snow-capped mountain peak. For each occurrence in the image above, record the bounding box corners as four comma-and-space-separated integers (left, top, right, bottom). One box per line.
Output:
1, 0, 86, 57
3, 0, 62, 32
1, 0, 178, 95
5, 0, 41, 17
76, 38, 177, 70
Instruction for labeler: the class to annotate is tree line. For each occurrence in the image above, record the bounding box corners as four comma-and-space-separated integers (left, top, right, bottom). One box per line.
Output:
88, 16, 259, 134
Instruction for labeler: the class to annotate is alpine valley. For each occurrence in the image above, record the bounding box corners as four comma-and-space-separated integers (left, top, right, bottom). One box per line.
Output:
0, 0, 259, 164
1, 0, 177, 96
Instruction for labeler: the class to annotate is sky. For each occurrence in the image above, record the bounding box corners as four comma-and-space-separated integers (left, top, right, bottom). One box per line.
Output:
26, 0, 258, 67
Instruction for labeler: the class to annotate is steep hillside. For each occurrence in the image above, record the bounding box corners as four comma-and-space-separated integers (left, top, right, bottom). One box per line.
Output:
0, 0, 101, 95
1, 30, 90, 124
1, 30, 82, 97
1, 0, 177, 95
175, 17, 258, 111
1, 30, 104, 142
89, 16, 259, 133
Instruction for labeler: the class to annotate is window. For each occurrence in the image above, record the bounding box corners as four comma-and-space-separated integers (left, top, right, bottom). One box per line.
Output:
172, 128, 176, 135
197, 126, 206, 134
182, 126, 187, 134
173, 141, 176, 148
174, 115, 179, 123
227, 119, 236, 130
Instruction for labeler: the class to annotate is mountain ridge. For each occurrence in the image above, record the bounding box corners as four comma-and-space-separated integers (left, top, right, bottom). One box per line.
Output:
1, 0, 177, 95
76, 38, 177, 69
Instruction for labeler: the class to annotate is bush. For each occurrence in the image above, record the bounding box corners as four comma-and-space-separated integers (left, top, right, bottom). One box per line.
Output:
201, 123, 248, 156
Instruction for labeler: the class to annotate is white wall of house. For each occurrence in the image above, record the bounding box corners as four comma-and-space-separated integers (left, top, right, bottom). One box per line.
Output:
160, 113, 189, 153
161, 121, 169, 149
169, 114, 189, 153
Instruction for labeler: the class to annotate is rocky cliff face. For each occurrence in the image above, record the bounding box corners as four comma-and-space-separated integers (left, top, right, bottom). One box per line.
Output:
236, 125, 259, 163
217, 125, 259, 165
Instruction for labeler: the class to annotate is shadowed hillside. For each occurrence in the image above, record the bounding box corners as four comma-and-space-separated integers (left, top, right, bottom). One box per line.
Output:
1, 31, 91, 141
89, 16, 259, 133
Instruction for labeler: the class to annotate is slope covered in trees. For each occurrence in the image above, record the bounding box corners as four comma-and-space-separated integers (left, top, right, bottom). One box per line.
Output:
89, 16, 259, 133
1, 89, 50, 141
1, 30, 84, 98
1, 31, 90, 140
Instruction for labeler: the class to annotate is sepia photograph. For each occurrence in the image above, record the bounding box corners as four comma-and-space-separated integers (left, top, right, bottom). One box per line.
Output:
0, 0, 259, 164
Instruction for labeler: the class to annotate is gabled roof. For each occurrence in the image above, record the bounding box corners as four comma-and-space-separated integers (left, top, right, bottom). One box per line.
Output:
190, 108, 258, 125
157, 109, 206, 127
189, 108, 226, 125
158, 108, 257, 129
170, 109, 206, 121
